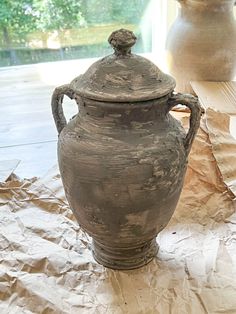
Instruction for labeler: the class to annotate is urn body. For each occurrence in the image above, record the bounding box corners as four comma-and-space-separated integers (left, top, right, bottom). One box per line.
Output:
51, 29, 202, 269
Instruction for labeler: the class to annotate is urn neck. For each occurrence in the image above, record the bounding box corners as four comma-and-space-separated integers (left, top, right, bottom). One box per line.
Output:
76, 96, 170, 126
179, 0, 235, 18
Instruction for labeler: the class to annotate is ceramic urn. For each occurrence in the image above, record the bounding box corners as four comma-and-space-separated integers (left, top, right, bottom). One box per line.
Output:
166, 0, 236, 93
51, 29, 202, 270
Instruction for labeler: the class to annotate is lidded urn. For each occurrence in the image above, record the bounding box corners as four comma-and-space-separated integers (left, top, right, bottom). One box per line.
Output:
51, 29, 202, 269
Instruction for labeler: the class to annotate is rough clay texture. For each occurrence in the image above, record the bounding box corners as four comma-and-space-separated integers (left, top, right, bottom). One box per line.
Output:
51, 29, 202, 269
166, 0, 236, 93
58, 96, 188, 269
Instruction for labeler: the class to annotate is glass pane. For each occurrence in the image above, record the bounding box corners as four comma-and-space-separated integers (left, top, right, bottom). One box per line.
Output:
0, 0, 152, 67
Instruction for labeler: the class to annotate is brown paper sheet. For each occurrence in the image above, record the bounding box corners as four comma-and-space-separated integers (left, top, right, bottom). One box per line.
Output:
0, 109, 236, 314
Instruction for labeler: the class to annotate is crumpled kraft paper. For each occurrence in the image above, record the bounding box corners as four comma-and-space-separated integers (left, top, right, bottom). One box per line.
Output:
0, 109, 236, 314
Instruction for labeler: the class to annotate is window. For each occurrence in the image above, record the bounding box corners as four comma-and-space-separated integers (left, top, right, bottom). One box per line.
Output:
0, 0, 177, 67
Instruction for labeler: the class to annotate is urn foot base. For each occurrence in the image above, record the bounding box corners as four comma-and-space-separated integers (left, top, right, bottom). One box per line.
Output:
92, 238, 159, 270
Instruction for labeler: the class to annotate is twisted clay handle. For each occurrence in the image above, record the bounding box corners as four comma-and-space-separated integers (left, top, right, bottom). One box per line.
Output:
167, 93, 204, 155
51, 84, 76, 134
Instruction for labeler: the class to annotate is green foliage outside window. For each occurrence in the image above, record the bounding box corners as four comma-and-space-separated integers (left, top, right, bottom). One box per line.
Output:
0, 0, 150, 66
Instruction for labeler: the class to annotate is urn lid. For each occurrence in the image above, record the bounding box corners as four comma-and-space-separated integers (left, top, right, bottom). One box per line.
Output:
71, 29, 176, 102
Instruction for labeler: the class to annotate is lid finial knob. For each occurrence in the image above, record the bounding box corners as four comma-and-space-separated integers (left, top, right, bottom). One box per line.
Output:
108, 29, 137, 56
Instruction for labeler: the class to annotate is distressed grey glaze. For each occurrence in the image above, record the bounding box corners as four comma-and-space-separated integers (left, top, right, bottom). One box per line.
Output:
70, 30, 175, 102
51, 29, 202, 269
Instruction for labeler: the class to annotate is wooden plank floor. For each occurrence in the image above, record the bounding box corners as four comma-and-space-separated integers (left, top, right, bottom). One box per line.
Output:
0, 59, 94, 178
191, 81, 236, 115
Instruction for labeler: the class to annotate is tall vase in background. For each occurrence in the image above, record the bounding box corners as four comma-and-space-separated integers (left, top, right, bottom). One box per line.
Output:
166, 0, 236, 93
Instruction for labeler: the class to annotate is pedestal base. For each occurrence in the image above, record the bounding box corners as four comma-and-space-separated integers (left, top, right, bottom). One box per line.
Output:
92, 238, 159, 270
